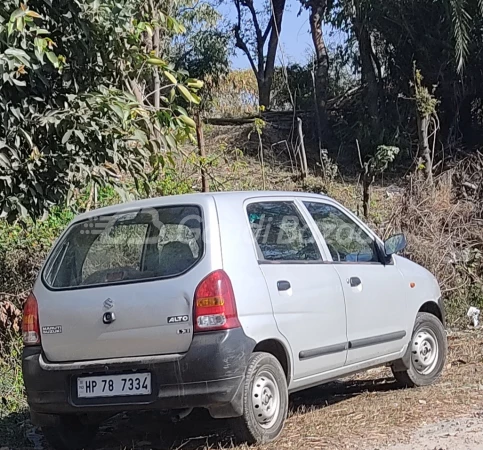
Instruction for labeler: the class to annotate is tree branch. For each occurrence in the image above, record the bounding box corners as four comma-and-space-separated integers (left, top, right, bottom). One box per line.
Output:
264, 0, 286, 79
128, 79, 144, 104
262, 19, 273, 43
234, 0, 258, 75
240, 0, 265, 74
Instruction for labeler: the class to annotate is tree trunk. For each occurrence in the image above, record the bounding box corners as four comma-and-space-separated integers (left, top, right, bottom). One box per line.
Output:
196, 113, 209, 192
259, 0, 286, 108
362, 172, 372, 219
233, 0, 286, 109
297, 117, 308, 179
259, 79, 271, 109
417, 113, 433, 182
308, 0, 329, 140
353, 0, 379, 137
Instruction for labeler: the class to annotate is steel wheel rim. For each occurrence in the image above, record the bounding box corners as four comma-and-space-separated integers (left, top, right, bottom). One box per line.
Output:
411, 327, 439, 375
251, 370, 280, 428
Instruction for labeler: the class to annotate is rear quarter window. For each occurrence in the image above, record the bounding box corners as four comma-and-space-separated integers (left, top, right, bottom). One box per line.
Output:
43, 205, 203, 289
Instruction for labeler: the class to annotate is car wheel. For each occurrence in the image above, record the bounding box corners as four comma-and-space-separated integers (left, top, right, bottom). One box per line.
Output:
392, 312, 447, 387
42, 415, 98, 450
231, 352, 288, 444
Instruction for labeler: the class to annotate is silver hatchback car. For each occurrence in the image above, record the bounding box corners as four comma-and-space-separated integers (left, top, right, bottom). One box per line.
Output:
22, 191, 446, 449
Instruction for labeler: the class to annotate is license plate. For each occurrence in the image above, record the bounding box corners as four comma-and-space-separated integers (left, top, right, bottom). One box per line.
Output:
77, 373, 151, 398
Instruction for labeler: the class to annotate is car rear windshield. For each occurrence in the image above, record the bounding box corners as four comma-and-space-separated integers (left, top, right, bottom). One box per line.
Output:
43, 205, 203, 289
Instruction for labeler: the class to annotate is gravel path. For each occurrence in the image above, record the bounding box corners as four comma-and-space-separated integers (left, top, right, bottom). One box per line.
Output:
377, 414, 483, 450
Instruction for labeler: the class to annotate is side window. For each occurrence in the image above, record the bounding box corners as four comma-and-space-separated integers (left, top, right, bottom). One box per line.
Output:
247, 201, 321, 262
304, 202, 380, 263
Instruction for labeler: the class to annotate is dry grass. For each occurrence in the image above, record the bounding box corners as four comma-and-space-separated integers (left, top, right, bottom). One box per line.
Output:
85, 332, 483, 450
259, 331, 483, 450
387, 174, 483, 327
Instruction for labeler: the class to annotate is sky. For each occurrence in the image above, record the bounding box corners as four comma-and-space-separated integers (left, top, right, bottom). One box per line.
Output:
218, 2, 345, 70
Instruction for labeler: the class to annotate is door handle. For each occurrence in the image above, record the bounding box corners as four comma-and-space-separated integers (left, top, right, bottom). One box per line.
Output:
277, 280, 291, 291
349, 277, 362, 287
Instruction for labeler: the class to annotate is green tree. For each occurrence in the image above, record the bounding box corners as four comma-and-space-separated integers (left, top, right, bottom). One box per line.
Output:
448, 0, 483, 72
300, 0, 331, 142
0, 0, 202, 222
233, 0, 287, 108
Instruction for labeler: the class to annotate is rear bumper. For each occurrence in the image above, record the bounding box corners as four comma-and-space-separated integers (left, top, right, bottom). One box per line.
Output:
23, 328, 255, 424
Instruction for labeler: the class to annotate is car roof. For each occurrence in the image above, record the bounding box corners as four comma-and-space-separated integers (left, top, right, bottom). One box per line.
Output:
73, 191, 330, 222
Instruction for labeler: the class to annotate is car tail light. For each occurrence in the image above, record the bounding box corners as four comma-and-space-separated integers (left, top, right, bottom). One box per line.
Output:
194, 270, 241, 332
22, 292, 40, 346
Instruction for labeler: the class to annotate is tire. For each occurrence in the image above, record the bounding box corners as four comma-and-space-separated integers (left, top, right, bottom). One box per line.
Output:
392, 312, 447, 387
230, 352, 288, 445
42, 415, 98, 450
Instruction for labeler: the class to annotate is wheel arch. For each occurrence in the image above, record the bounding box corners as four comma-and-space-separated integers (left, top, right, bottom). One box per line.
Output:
253, 339, 292, 385
418, 300, 444, 326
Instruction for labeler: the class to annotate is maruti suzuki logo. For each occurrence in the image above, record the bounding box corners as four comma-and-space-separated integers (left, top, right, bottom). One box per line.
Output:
103, 298, 114, 310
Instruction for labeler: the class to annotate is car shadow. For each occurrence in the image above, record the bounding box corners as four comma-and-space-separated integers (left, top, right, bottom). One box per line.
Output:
7, 377, 403, 449
92, 377, 403, 450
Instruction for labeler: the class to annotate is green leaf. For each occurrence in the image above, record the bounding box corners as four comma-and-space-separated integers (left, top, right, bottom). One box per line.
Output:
47, 51, 59, 67
5, 48, 30, 59
164, 71, 178, 85
26, 10, 42, 18
11, 78, 27, 86
19, 128, 33, 148
167, 152, 175, 166
168, 88, 176, 103
62, 130, 73, 144
74, 130, 85, 143
109, 104, 124, 120
133, 129, 148, 144
16, 17, 24, 32
0, 153, 11, 168
158, 134, 168, 150
10, 8, 25, 21
177, 85, 199, 104
175, 106, 188, 116
178, 115, 196, 128
18, 202, 28, 219
166, 134, 177, 149
143, 180, 151, 195
33, 182, 43, 194
187, 78, 204, 89
450, 0, 472, 72
146, 57, 167, 66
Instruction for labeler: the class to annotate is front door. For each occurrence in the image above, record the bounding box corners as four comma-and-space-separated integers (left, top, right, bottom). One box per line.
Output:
302, 200, 408, 366
246, 199, 348, 381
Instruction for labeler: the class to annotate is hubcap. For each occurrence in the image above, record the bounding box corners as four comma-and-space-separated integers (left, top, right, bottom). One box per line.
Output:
251, 371, 280, 428
411, 328, 439, 375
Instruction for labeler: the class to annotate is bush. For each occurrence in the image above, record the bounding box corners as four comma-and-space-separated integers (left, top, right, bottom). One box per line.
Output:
389, 172, 483, 327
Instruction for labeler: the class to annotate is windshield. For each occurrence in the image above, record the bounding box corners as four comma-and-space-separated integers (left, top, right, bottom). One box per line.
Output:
43, 205, 203, 289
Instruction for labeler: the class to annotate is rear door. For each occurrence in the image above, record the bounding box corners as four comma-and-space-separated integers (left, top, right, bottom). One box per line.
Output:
302, 200, 408, 366
36, 203, 211, 362
246, 199, 348, 381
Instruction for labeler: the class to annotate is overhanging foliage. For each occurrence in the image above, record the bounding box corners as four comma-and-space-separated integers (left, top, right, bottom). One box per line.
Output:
0, 0, 202, 222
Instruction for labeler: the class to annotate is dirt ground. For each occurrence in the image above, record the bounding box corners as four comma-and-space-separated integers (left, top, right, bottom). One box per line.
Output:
378, 414, 483, 450
7, 330, 483, 450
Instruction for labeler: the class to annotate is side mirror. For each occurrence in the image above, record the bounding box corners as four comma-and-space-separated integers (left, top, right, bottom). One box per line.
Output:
384, 233, 407, 256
